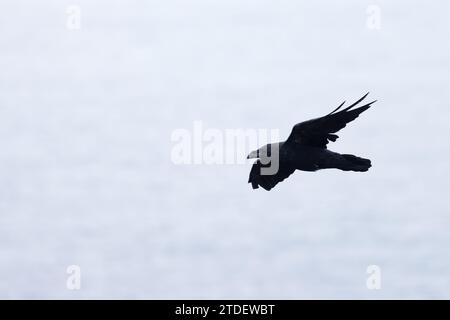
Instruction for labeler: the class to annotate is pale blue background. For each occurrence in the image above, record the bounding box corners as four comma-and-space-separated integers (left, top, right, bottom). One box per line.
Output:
0, 0, 449, 298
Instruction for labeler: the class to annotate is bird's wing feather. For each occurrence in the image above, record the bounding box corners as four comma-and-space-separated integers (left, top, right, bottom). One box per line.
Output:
288, 93, 376, 148
248, 160, 296, 191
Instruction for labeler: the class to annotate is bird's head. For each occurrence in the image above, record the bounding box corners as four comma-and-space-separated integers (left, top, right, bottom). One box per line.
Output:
247, 144, 273, 159
247, 149, 259, 159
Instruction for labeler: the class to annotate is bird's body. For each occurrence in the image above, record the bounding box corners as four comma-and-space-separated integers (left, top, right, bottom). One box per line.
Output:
248, 93, 376, 191
285, 143, 371, 172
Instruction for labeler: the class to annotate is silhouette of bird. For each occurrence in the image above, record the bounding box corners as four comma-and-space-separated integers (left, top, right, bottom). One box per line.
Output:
247, 93, 376, 191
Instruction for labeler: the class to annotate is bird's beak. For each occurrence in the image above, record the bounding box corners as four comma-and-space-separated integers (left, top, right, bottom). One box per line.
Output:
247, 151, 258, 159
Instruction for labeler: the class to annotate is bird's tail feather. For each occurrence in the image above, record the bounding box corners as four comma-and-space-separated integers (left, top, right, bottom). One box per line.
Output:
340, 154, 372, 172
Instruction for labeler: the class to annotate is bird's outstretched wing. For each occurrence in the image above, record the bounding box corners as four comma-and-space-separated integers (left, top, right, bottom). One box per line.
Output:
248, 160, 296, 191
287, 93, 376, 148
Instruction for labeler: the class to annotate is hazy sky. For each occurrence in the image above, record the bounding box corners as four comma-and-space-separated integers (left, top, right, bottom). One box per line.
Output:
0, 0, 449, 298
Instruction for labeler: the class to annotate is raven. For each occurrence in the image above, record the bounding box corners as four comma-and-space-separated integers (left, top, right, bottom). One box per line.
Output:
247, 93, 376, 191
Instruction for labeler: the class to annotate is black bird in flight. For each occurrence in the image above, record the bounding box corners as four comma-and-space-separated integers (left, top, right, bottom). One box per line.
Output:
247, 93, 376, 191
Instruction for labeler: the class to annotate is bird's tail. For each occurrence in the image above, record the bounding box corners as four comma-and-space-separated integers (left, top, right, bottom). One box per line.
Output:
339, 154, 372, 172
